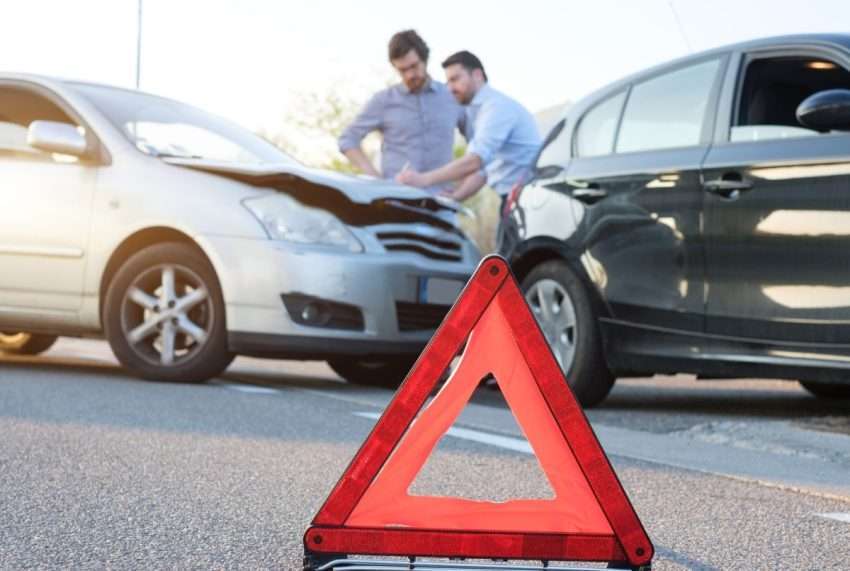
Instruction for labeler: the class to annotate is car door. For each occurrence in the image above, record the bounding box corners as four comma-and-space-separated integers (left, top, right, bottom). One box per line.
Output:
702, 47, 850, 354
0, 83, 97, 321
564, 55, 727, 336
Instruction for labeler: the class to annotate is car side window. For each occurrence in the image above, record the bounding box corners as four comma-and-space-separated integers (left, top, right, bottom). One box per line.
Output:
731, 56, 850, 143
616, 58, 721, 154
0, 86, 79, 161
574, 91, 627, 158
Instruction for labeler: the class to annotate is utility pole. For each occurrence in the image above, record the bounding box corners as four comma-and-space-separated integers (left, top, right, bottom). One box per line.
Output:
135, 0, 143, 89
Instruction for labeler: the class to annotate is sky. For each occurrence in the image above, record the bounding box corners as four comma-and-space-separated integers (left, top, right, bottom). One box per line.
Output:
1, 0, 848, 162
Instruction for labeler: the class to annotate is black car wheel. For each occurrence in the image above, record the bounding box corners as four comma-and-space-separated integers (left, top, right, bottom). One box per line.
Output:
0, 332, 58, 356
800, 380, 850, 400
521, 260, 615, 407
103, 242, 234, 382
328, 356, 418, 389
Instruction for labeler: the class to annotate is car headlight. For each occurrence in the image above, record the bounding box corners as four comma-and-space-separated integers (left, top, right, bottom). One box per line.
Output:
243, 194, 363, 253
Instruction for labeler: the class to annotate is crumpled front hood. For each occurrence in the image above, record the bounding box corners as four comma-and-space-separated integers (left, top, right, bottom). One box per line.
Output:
163, 157, 446, 204
163, 157, 460, 231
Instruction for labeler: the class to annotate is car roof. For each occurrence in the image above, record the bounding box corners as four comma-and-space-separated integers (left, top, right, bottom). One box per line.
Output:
0, 72, 176, 102
559, 33, 850, 124
711, 33, 850, 53
646, 33, 850, 74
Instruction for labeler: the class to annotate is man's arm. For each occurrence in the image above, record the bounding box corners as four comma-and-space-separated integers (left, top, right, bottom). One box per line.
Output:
397, 97, 513, 194
338, 92, 383, 176
343, 147, 380, 177
397, 152, 482, 188
444, 169, 487, 202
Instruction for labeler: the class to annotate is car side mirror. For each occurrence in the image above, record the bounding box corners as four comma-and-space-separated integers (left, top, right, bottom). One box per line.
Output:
796, 89, 850, 132
27, 120, 89, 157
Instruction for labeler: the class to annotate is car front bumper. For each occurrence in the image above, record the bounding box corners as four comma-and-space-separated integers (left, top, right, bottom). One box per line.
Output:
198, 235, 478, 359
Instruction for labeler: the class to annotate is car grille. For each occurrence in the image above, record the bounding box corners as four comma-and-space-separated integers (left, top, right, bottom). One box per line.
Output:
376, 231, 463, 262
396, 301, 452, 332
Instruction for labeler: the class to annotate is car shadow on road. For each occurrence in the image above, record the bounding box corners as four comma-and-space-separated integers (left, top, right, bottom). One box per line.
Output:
4, 355, 849, 427
601, 381, 850, 418
468, 376, 850, 423
0, 355, 126, 380
0, 354, 344, 390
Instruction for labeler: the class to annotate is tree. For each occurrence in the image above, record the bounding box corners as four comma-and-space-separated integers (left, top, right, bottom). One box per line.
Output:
262, 86, 381, 173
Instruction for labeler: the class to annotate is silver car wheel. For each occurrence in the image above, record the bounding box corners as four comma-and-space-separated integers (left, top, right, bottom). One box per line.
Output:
119, 264, 213, 367
525, 278, 577, 373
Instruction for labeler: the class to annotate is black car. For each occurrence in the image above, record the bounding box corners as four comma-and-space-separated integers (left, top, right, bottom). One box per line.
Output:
500, 34, 850, 407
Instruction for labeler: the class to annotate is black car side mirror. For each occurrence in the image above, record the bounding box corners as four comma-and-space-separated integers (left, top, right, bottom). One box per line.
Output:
796, 89, 850, 131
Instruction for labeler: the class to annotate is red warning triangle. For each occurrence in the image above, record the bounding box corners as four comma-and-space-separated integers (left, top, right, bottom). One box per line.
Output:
304, 256, 653, 568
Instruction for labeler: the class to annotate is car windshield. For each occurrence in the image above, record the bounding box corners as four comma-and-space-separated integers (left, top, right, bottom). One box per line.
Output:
68, 82, 298, 165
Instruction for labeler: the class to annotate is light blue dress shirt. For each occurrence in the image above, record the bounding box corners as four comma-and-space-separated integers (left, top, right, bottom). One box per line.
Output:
338, 79, 464, 185
465, 84, 542, 195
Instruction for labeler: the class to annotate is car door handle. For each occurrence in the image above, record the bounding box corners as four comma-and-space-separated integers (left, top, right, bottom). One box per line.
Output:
572, 187, 608, 202
703, 177, 753, 199
542, 177, 572, 192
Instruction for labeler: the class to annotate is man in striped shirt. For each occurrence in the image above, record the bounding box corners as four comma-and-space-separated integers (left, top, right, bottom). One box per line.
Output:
338, 30, 465, 194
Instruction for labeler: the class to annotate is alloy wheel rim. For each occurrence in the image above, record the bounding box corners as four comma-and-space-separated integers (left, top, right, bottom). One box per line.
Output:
525, 279, 577, 373
119, 264, 213, 367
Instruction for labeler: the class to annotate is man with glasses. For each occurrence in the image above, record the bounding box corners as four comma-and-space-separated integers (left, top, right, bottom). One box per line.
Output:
338, 30, 465, 193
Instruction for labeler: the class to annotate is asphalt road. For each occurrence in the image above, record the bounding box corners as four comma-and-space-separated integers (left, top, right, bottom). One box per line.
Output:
1, 339, 849, 570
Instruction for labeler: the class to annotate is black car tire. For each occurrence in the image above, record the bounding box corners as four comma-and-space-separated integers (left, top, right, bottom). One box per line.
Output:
328, 356, 418, 389
521, 260, 615, 407
104, 242, 234, 383
0, 332, 58, 356
800, 380, 850, 400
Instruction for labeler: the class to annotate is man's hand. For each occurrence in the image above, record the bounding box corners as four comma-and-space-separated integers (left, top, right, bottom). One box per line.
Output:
395, 166, 430, 188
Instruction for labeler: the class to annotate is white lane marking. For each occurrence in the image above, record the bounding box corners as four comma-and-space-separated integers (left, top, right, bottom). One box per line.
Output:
310, 390, 850, 502
353, 411, 532, 454
218, 383, 281, 395
815, 512, 850, 524
299, 387, 392, 410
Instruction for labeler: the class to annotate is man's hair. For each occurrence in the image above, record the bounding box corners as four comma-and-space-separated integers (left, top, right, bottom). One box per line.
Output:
441, 50, 488, 82
388, 30, 429, 63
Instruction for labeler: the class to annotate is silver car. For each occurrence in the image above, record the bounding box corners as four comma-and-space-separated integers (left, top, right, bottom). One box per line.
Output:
0, 74, 479, 386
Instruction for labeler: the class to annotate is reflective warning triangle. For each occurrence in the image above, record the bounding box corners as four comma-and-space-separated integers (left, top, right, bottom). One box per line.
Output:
304, 256, 653, 568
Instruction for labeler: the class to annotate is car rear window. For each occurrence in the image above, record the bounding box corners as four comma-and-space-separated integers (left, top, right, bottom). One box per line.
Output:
616, 58, 721, 153
575, 91, 627, 158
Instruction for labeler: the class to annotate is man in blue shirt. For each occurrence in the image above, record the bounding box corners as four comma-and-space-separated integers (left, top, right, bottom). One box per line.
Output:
338, 30, 465, 191
396, 51, 541, 207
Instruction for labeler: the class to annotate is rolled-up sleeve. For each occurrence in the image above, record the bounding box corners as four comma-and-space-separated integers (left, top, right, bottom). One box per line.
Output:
338, 91, 384, 153
466, 103, 514, 166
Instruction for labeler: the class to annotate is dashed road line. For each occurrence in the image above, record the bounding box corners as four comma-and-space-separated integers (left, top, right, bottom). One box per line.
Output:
354, 411, 532, 453
815, 512, 850, 524
216, 382, 282, 395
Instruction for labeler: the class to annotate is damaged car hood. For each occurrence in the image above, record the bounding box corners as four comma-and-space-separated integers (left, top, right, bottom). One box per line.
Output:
163, 157, 460, 230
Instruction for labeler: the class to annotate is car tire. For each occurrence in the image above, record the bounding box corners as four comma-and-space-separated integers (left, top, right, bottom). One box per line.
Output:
327, 356, 418, 389
0, 332, 58, 356
103, 242, 234, 383
799, 380, 850, 400
521, 260, 615, 408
